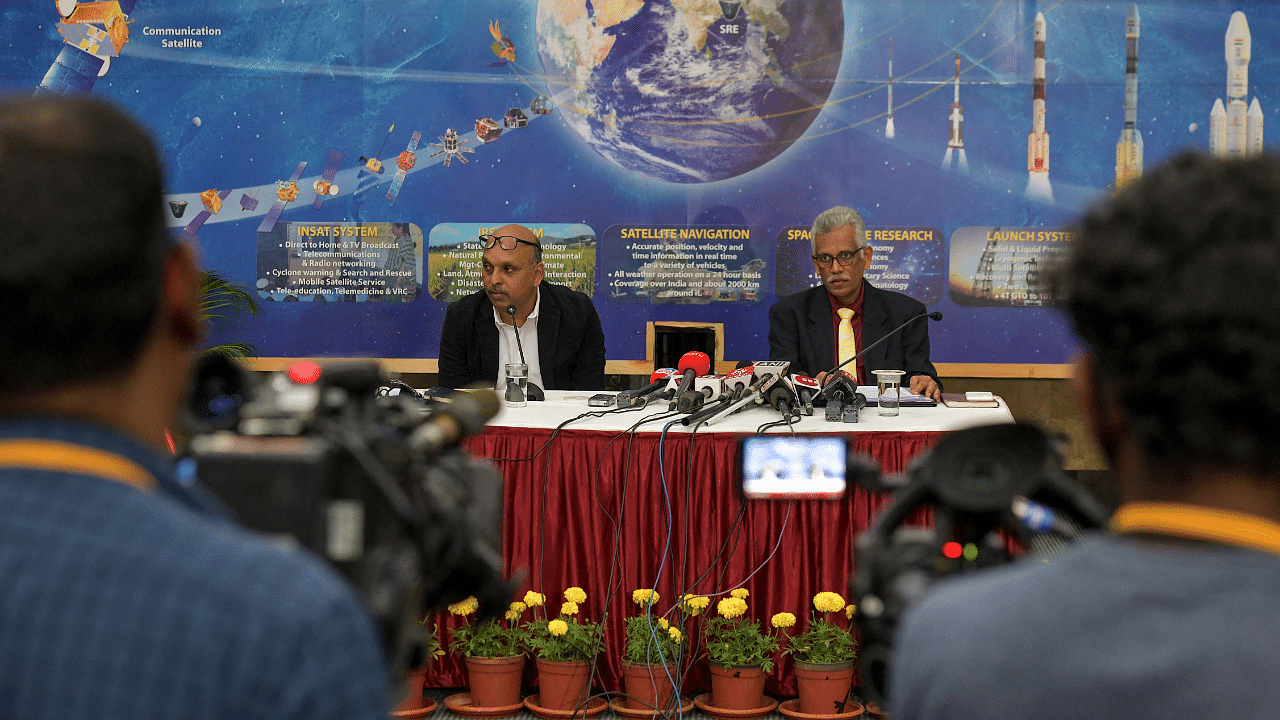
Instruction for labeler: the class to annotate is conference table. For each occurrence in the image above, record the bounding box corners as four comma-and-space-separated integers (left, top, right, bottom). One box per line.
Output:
427, 390, 1014, 696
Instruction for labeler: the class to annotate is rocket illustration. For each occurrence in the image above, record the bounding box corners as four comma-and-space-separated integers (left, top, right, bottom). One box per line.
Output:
1025, 12, 1054, 203
942, 53, 968, 172
1116, 4, 1143, 187
886, 38, 895, 139
1210, 11, 1262, 158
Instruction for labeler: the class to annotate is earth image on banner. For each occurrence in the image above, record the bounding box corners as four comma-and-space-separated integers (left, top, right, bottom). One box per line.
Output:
536, 0, 844, 184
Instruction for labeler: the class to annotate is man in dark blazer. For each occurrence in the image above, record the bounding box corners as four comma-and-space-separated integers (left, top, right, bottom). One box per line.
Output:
438, 223, 606, 391
768, 206, 941, 399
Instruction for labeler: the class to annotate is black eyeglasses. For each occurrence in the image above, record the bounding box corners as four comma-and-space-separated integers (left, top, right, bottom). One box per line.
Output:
812, 247, 865, 268
479, 234, 542, 251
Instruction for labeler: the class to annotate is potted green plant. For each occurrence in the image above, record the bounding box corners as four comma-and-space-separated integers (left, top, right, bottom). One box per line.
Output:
780, 591, 860, 715
395, 620, 446, 715
621, 588, 685, 712
448, 595, 530, 709
702, 589, 780, 711
524, 586, 605, 712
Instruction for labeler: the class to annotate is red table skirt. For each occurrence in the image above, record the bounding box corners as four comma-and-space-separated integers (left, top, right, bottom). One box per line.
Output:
421, 427, 944, 696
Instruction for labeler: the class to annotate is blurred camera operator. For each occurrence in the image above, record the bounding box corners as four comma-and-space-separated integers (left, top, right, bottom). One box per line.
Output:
0, 96, 389, 719
891, 151, 1280, 720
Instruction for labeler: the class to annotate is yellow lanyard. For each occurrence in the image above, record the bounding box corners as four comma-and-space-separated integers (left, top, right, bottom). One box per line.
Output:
0, 439, 155, 492
1111, 502, 1280, 556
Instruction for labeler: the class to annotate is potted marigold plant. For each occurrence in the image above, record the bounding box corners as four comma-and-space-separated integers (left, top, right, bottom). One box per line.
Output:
524, 587, 605, 712
780, 591, 860, 715
621, 588, 686, 712
448, 595, 531, 709
702, 588, 780, 711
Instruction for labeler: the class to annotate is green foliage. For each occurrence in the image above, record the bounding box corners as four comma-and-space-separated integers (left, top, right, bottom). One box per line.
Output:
525, 616, 605, 662
423, 621, 446, 664
782, 616, 857, 664
703, 615, 780, 672
449, 617, 525, 659
199, 270, 259, 358
623, 611, 682, 665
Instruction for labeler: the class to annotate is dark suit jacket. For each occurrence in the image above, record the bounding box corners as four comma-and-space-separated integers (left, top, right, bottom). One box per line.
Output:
767, 282, 940, 386
437, 282, 606, 390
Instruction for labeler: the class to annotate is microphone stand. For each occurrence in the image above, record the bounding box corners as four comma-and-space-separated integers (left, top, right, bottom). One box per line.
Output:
505, 305, 545, 401
813, 311, 941, 403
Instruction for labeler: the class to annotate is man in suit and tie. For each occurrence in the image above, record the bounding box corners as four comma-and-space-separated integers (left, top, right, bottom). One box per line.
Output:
438, 223, 606, 391
768, 206, 941, 400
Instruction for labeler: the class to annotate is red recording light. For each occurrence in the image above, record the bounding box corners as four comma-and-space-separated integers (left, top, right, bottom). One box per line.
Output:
288, 361, 322, 384
941, 541, 963, 559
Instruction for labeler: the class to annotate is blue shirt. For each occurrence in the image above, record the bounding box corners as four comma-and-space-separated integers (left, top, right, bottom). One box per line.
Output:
890, 533, 1280, 720
0, 417, 391, 720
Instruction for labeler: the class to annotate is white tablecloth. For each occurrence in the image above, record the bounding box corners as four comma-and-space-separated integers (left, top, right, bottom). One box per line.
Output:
482, 389, 1014, 433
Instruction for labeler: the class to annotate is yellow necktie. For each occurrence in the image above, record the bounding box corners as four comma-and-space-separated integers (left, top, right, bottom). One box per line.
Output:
837, 307, 857, 382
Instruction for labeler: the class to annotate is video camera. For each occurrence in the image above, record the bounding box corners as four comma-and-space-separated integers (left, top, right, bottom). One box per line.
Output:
739, 424, 1110, 703
180, 355, 517, 683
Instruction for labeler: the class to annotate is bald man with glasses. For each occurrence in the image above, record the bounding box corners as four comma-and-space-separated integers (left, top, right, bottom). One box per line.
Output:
438, 223, 606, 391
768, 206, 941, 400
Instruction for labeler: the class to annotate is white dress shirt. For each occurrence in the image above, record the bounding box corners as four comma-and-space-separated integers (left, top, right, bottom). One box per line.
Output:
493, 287, 545, 392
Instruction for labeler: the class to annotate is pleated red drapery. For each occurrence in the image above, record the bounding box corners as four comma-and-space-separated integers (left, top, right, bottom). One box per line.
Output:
423, 427, 943, 697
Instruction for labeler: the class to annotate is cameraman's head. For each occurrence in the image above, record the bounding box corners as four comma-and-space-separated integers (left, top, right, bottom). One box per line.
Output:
0, 95, 201, 444
1059, 151, 1280, 492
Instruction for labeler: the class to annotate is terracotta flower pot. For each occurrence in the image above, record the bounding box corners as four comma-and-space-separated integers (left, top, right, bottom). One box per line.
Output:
395, 666, 430, 712
794, 659, 857, 715
622, 661, 678, 711
709, 663, 766, 710
465, 654, 525, 708
535, 658, 592, 712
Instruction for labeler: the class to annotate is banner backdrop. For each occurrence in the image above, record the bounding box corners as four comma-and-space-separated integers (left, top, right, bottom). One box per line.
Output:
7, 1, 1276, 368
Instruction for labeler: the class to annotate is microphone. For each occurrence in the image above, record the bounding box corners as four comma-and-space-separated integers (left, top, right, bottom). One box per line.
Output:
815, 311, 941, 401
763, 375, 799, 418
790, 375, 819, 415
676, 374, 724, 413
505, 304, 544, 401
722, 365, 755, 401
408, 388, 501, 455
703, 364, 784, 426
823, 371, 864, 423
617, 368, 678, 407
670, 351, 712, 410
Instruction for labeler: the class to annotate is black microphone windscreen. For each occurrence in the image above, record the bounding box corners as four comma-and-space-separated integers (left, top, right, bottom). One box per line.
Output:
735, 360, 753, 369
929, 311, 943, 321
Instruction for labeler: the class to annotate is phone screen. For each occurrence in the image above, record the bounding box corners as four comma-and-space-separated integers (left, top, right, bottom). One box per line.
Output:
740, 435, 849, 500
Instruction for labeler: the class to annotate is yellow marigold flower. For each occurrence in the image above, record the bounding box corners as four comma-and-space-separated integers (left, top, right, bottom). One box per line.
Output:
846, 604, 857, 619
524, 591, 545, 608
510, 601, 527, 613
716, 597, 748, 619
632, 588, 659, 606
505, 609, 518, 621
565, 587, 587, 604
771, 612, 797, 629
561, 601, 579, 616
680, 594, 711, 615
548, 619, 568, 636
730, 588, 749, 599
658, 617, 669, 629
669, 627, 683, 643
814, 591, 845, 613
447, 596, 479, 615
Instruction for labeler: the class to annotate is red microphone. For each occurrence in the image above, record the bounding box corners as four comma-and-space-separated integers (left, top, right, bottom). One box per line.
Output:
671, 351, 713, 410
617, 367, 678, 407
